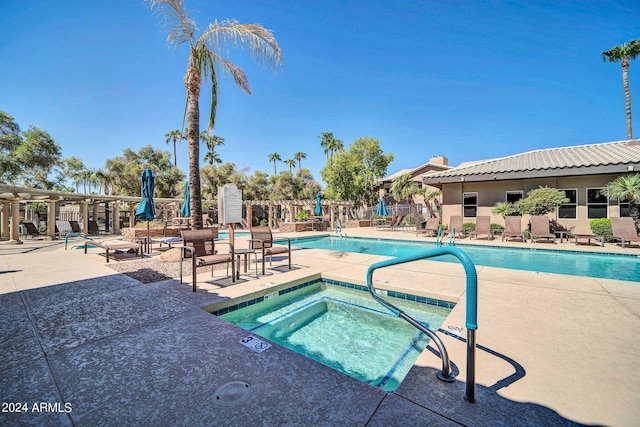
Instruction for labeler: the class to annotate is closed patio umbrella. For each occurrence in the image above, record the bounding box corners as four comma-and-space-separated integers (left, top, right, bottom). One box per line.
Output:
376, 196, 388, 217
180, 182, 190, 218
314, 192, 322, 216
135, 169, 155, 249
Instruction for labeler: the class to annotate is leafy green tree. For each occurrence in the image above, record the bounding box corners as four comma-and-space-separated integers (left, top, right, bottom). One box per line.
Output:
606, 173, 640, 227
295, 168, 322, 200
105, 145, 185, 198
245, 170, 271, 200
514, 187, 569, 216
147, 0, 282, 229
200, 162, 246, 200
390, 173, 422, 229
165, 129, 185, 167
293, 151, 307, 169
602, 39, 640, 139
268, 152, 281, 175
12, 126, 62, 189
321, 137, 394, 211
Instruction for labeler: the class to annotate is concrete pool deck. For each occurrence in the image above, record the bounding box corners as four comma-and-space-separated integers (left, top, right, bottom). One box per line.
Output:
1, 228, 639, 426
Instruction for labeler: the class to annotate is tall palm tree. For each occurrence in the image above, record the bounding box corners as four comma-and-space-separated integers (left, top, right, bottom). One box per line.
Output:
293, 151, 306, 169
147, 0, 282, 229
165, 129, 184, 167
328, 137, 344, 159
602, 39, 640, 140
268, 152, 281, 175
319, 132, 334, 160
390, 173, 422, 230
200, 132, 225, 165
607, 173, 640, 229
284, 159, 296, 173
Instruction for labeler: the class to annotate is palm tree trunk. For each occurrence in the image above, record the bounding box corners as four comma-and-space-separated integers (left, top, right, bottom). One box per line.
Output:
173, 139, 177, 167
622, 59, 633, 139
185, 59, 202, 230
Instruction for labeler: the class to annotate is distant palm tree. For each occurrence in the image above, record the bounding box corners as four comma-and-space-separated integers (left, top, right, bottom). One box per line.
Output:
147, 0, 282, 229
200, 132, 225, 165
284, 159, 296, 173
602, 39, 640, 139
319, 132, 334, 160
293, 151, 307, 169
606, 173, 640, 228
268, 152, 281, 175
390, 173, 422, 230
165, 129, 184, 167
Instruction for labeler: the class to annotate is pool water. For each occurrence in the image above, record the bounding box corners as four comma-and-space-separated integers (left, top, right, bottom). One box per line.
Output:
283, 236, 640, 282
219, 280, 452, 392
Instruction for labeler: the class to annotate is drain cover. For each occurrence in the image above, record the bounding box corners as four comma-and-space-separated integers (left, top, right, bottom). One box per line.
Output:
214, 381, 251, 406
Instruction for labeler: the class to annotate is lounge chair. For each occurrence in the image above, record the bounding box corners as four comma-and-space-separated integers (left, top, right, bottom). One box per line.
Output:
530, 215, 556, 244
87, 220, 102, 235
84, 238, 143, 263
469, 216, 492, 240
69, 220, 82, 233
502, 216, 525, 242
249, 226, 291, 275
376, 215, 399, 230
22, 222, 42, 238
611, 217, 640, 248
443, 215, 465, 239
417, 217, 440, 237
56, 220, 72, 236
180, 228, 235, 288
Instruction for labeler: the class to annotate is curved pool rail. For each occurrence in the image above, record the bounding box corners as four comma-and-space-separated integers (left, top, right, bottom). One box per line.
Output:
366, 246, 478, 402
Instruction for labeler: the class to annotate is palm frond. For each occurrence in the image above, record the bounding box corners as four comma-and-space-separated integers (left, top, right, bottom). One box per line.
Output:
200, 19, 282, 71
146, 0, 197, 47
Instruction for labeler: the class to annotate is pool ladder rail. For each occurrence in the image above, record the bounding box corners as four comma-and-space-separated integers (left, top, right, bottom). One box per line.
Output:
366, 246, 478, 403
435, 226, 456, 247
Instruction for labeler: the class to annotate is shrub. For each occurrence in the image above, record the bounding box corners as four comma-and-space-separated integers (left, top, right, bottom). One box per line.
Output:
490, 223, 504, 233
462, 222, 475, 233
259, 219, 268, 226
296, 211, 308, 221
590, 218, 612, 237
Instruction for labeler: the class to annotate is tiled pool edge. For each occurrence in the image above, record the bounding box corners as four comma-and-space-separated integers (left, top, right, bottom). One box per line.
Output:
210, 277, 456, 316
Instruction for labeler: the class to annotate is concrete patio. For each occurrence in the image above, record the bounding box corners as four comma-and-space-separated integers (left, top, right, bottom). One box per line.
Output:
1, 228, 639, 426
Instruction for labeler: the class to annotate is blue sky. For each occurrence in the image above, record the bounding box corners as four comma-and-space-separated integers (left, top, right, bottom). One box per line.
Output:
1, 0, 639, 185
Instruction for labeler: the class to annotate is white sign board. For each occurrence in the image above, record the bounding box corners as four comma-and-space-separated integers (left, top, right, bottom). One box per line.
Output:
218, 183, 243, 224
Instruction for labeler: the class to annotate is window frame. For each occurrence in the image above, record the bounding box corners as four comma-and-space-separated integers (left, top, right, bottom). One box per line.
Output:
558, 188, 578, 220
505, 190, 523, 204
586, 187, 608, 219
463, 192, 478, 218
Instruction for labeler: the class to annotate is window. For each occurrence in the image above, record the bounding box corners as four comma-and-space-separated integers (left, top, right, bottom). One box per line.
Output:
558, 189, 577, 219
463, 192, 477, 217
506, 191, 523, 204
587, 188, 608, 219
619, 200, 631, 217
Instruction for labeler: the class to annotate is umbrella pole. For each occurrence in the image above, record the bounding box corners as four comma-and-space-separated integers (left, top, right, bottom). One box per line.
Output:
146, 221, 150, 254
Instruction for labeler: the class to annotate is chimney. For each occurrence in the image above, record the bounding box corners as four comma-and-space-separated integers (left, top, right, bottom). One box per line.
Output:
429, 155, 448, 166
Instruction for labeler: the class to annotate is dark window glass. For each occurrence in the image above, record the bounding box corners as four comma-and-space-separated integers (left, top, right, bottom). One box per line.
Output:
558, 205, 576, 219
587, 189, 607, 203
620, 203, 631, 217
506, 191, 523, 204
588, 205, 607, 219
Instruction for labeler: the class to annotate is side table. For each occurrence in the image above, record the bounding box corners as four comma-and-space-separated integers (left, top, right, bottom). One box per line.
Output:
235, 249, 258, 279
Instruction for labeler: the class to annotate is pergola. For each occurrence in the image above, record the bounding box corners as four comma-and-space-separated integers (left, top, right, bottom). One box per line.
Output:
0, 184, 353, 243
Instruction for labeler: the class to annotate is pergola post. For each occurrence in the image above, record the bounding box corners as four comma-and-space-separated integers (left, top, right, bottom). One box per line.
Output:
80, 201, 89, 233
9, 200, 22, 244
1, 201, 10, 241
46, 200, 57, 240
113, 203, 121, 233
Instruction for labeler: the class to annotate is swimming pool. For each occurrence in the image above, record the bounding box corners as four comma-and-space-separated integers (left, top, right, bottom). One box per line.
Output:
216, 279, 453, 392
282, 236, 640, 282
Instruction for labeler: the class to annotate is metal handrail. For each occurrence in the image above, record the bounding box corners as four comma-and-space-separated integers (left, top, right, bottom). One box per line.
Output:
366, 246, 479, 402
435, 226, 443, 247
449, 227, 456, 246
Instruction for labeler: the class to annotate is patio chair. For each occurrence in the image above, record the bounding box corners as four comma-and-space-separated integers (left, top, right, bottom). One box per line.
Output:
249, 226, 291, 275
376, 215, 399, 230
469, 216, 492, 240
22, 222, 42, 238
530, 215, 556, 244
443, 215, 465, 239
56, 220, 72, 237
180, 228, 235, 287
83, 238, 143, 263
502, 216, 525, 242
416, 217, 440, 237
611, 217, 640, 248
